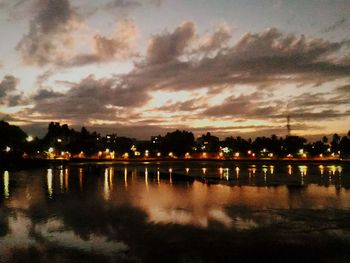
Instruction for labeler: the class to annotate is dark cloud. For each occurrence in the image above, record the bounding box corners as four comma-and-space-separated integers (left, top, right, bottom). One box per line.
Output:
274, 91, 350, 121
105, 0, 141, 9
0, 75, 19, 98
0, 0, 33, 20
34, 0, 72, 34
0, 75, 21, 105
323, 17, 347, 33
201, 89, 350, 122
104, 0, 162, 11
194, 24, 232, 54
202, 93, 272, 118
28, 75, 150, 122
17, 24, 350, 137
288, 92, 350, 108
32, 89, 64, 101
64, 18, 138, 67
336, 84, 350, 93
7, 94, 24, 107
35, 69, 57, 87
276, 110, 350, 121
92, 19, 137, 60
16, 0, 77, 66
156, 98, 205, 112
17, 5, 138, 69
145, 21, 196, 65
123, 27, 350, 96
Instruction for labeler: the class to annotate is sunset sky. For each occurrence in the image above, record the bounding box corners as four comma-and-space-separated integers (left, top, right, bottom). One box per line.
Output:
0, 0, 349, 139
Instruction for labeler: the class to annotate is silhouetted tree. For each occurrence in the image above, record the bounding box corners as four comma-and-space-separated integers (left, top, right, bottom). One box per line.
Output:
0, 121, 28, 163
339, 136, 350, 158
322, 136, 328, 144
331, 133, 341, 153
197, 132, 220, 152
161, 130, 195, 156
283, 136, 307, 155
0, 121, 27, 151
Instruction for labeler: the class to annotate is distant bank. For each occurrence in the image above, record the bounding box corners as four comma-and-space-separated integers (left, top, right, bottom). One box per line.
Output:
1, 157, 349, 170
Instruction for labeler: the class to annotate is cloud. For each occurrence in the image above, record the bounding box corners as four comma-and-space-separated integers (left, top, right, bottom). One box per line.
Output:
16, 1, 138, 68
67, 18, 138, 66
0, 75, 26, 107
336, 84, 350, 93
276, 109, 350, 121
201, 89, 350, 122
323, 17, 347, 33
194, 23, 232, 54
0, 75, 20, 105
0, 75, 18, 97
14, 23, 350, 137
145, 21, 196, 65
156, 98, 205, 112
288, 92, 350, 108
104, 0, 162, 11
105, 0, 141, 10
7, 94, 24, 107
149, 0, 163, 7
27, 75, 150, 123
94, 19, 137, 58
202, 92, 277, 119
0, 0, 33, 21
123, 26, 350, 97
32, 89, 64, 101
16, 0, 79, 66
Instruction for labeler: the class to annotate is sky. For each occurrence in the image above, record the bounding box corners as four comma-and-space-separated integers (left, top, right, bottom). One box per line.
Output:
0, 0, 349, 139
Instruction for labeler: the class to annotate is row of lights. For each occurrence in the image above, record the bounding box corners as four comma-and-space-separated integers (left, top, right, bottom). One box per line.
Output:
7, 145, 341, 160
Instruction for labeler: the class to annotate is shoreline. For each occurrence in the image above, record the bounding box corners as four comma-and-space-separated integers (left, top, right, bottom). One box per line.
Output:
1, 157, 348, 170
68, 157, 349, 164
67, 157, 349, 164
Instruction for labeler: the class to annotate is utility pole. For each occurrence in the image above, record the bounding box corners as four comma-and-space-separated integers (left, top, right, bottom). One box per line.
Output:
287, 115, 291, 137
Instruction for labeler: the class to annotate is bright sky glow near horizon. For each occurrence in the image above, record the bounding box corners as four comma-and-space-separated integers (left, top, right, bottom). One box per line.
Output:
0, 0, 349, 139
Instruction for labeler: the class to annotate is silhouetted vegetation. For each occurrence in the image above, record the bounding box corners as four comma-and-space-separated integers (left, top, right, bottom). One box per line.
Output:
161, 130, 195, 156
0, 121, 27, 151
1, 121, 350, 161
0, 121, 28, 163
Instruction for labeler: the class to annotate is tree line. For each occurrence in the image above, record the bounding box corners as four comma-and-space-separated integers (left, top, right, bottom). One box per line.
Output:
1, 121, 350, 159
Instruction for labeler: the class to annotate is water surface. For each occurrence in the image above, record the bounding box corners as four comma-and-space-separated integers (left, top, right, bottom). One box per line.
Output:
1, 161, 350, 262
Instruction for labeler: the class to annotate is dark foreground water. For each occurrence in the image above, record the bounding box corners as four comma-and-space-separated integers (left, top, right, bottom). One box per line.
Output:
1, 161, 350, 263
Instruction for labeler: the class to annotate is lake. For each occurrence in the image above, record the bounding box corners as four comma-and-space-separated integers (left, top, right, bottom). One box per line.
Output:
1, 161, 350, 263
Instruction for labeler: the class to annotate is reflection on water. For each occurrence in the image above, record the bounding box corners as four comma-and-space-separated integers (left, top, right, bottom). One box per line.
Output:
47, 168, 53, 198
1, 162, 350, 262
3, 170, 9, 199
